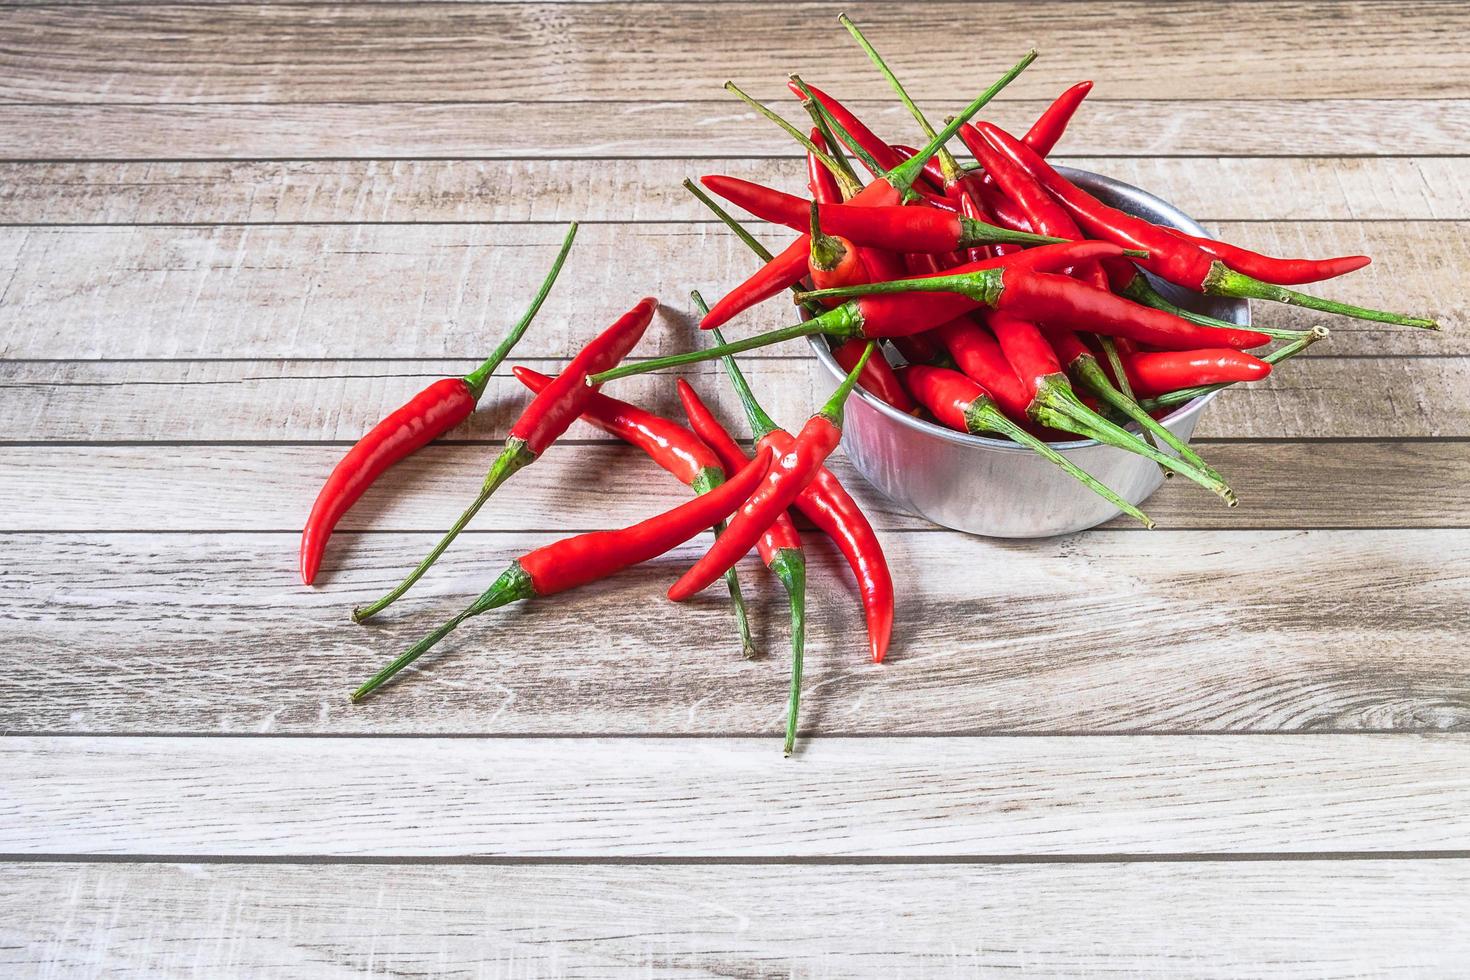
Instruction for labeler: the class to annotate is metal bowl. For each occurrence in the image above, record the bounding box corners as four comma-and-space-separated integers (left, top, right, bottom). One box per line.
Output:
808, 167, 1248, 538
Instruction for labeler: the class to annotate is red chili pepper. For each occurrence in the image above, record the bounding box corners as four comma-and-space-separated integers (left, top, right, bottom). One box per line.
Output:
700, 174, 1065, 253
1022, 80, 1093, 156
514, 365, 757, 658
807, 127, 847, 204
1139, 326, 1329, 411
901, 364, 1153, 527
678, 371, 809, 757
713, 329, 894, 665
355, 296, 658, 623
792, 80, 909, 176
987, 311, 1236, 504
974, 122, 1436, 329
669, 343, 874, 602
934, 317, 1033, 421
1159, 229, 1370, 285
808, 202, 871, 304
299, 222, 578, 586
1121, 348, 1273, 397
831, 337, 917, 413
350, 450, 773, 703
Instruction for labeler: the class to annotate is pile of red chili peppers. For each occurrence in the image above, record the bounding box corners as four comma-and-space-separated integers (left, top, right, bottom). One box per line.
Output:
301, 20, 1438, 756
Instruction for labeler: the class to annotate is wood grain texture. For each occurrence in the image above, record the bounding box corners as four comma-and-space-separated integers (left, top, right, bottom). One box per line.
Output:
2, 355, 1465, 443
6, 734, 1470, 855
5, 99, 1469, 160
0, 222, 1456, 359
5, 3, 1468, 104
5, 440, 1469, 533
5, 861, 1468, 978
4, 529, 1467, 735
4, 157, 1469, 224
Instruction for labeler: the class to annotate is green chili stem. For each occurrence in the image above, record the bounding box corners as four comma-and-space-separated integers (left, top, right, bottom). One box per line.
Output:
801, 98, 861, 190
350, 561, 534, 702
1208, 265, 1438, 330
689, 294, 782, 439
1095, 336, 1167, 475
462, 222, 578, 399
838, 13, 962, 186
772, 552, 808, 757
818, 340, 875, 426
352, 439, 535, 622
589, 317, 850, 386
1076, 350, 1223, 483
1118, 273, 1311, 342
724, 80, 862, 199
798, 268, 1004, 304
968, 397, 1155, 529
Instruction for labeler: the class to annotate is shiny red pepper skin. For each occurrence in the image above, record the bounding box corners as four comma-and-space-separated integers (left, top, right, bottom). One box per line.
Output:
793, 80, 908, 176
512, 297, 658, 453
807, 127, 846, 204
299, 377, 475, 585
831, 338, 918, 413
987, 312, 1065, 394
1122, 349, 1273, 397
669, 410, 839, 601
677, 380, 801, 566
1022, 80, 1094, 156
1161, 229, 1370, 285
902, 364, 990, 432
513, 366, 717, 486
934, 317, 1034, 420
699, 179, 902, 330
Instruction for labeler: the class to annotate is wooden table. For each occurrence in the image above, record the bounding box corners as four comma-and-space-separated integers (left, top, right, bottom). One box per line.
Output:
3, 2, 1468, 975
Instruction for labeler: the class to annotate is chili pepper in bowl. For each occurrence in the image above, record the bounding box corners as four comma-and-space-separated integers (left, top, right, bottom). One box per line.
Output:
1118, 348, 1273, 398
513, 366, 756, 659
901, 364, 1154, 528
712, 326, 894, 665
354, 295, 658, 622
807, 202, 871, 302
350, 451, 773, 703
831, 338, 917, 413
974, 122, 1437, 329
298, 222, 578, 586
678, 375, 808, 757
1139, 327, 1330, 411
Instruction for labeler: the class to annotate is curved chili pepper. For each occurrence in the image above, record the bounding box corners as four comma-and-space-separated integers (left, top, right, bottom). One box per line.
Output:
987, 311, 1236, 504
974, 122, 1437, 329
1140, 327, 1330, 411
700, 175, 1065, 253
1023, 80, 1094, 156
791, 80, 914, 179
1042, 327, 1224, 484
1160, 229, 1370, 285
514, 365, 756, 658
669, 343, 874, 602
677, 374, 808, 757
830, 337, 917, 413
589, 243, 1183, 385
299, 222, 578, 586
1121, 348, 1273, 397
350, 450, 773, 703
901, 364, 1153, 527
934, 316, 1033, 421
711, 328, 893, 665
355, 296, 658, 623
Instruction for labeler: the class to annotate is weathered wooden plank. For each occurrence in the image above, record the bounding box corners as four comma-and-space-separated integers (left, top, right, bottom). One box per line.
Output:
4, 3, 1466, 104
4, 440, 1466, 533
5, 734, 1469, 854
0, 222, 1456, 359
4, 157, 1468, 223
4, 99, 1467, 159
3, 529, 1467, 734
4, 861, 1467, 978
0, 355, 1461, 443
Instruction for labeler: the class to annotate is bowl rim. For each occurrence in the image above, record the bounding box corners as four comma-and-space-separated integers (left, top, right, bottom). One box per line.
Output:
805, 165, 1247, 454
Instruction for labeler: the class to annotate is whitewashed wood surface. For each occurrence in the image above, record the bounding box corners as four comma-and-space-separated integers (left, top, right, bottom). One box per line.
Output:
2, 1, 1468, 976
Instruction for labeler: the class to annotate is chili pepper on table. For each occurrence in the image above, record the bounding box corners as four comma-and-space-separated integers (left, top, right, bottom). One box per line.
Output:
350, 451, 774, 703
669, 342, 876, 601
513, 366, 756, 659
985, 311, 1237, 504
713, 327, 894, 665
1139, 327, 1330, 411
700, 175, 1067, 253
1118, 348, 1273, 398
973, 122, 1438, 329
298, 222, 578, 587
354, 295, 658, 623
1042, 327, 1223, 484
677, 369, 808, 757
901, 364, 1154, 528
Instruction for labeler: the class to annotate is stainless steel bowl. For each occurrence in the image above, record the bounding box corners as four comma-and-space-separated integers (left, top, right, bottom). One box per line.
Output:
808, 167, 1248, 538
